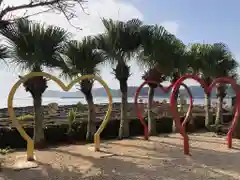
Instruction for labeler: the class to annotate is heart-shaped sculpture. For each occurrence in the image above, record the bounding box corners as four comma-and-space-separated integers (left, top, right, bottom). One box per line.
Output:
134, 80, 193, 140
170, 74, 240, 155
8, 72, 113, 161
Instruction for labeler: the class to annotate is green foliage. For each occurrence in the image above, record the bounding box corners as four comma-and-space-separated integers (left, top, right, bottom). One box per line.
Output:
61, 36, 103, 78
17, 114, 34, 121
67, 108, 76, 133
0, 147, 14, 155
67, 102, 84, 134
138, 25, 175, 73
0, 18, 70, 71
188, 42, 238, 79
138, 24, 188, 83
76, 102, 85, 110
60, 36, 104, 100
0, 147, 14, 168
0, 18, 71, 99
99, 18, 142, 61
95, 18, 143, 81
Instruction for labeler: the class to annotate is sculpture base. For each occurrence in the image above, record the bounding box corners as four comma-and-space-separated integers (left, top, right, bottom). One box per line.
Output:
12, 155, 38, 171
88, 146, 114, 158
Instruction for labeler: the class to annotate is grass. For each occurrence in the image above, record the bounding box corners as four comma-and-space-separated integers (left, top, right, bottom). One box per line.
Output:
0, 147, 14, 155
17, 114, 34, 121
0, 147, 14, 169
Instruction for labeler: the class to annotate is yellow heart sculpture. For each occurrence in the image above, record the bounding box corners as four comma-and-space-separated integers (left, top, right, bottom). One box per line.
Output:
8, 72, 112, 161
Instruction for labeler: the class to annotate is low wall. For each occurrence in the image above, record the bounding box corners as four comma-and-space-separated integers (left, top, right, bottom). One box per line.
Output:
0, 114, 234, 149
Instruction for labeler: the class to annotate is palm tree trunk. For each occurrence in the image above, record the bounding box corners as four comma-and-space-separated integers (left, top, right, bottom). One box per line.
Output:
33, 95, 45, 148
203, 77, 213, 127
172, 88, 179, 132
118, 80, 129, 139
79, 80, 96, 141
215, 96, 224, 125
180, 83, 193, 123
85, 93, 96, 141
171, 71, 180, 132
148, 86, 157, 135
204, 92, 213, 127
215, 85, 225, 125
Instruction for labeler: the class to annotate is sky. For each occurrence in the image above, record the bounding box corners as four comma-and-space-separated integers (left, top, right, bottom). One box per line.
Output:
1, 0, 240, 98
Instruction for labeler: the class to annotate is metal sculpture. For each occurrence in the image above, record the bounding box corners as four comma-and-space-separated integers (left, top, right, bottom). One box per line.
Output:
134, 80, 193, 140
8, 72, 112, 161
170, 74, 240, 155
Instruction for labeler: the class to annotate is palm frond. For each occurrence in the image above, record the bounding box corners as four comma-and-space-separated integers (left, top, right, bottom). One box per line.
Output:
188, 42, 238, 79
0, 18, 70, 71
137, 24, 181, 76
61, 36, 104, 79
0, 44, 10, 59
100, 18, 142, 63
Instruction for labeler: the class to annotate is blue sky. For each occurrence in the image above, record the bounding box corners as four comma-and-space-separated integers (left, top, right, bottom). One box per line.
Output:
132, 0, 240, 51
100, 0, 240, 88
0, 0, 239, 101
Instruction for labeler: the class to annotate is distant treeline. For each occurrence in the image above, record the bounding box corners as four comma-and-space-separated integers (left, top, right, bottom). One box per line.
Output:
43, 85, 235, 98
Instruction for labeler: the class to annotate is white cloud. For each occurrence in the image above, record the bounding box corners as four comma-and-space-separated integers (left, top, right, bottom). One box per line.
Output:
0, 0, 186, 107
5, 0, 143, 39
161, 21, 179, 35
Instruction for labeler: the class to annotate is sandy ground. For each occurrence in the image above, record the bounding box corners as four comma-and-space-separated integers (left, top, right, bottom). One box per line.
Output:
1, 133, 240, 180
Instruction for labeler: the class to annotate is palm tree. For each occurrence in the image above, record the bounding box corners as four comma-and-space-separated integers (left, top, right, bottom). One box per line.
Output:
141, 67, 166, 135
0, 19, 70, 148
95, 18, 142, 139
211, 43, 238, 125
138, 24, 190, 135
62, 36, 104, 141
188, 43, 214, 127
188, 43, 238, 127
138, 25, 174, 135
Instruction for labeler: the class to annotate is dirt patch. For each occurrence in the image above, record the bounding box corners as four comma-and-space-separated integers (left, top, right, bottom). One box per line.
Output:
1, 133, 240, 180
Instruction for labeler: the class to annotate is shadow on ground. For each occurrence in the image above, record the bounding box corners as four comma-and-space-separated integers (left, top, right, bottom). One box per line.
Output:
1, 135, 240, 180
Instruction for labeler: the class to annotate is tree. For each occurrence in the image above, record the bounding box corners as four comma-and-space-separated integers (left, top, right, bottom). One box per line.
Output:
1, 19, 70, 147
138, 24, 190, 135
0, 0, 86, 29
162, 35, 191, 132
62, 37, 104, 141
138, 25, 174, 135
188, 43, 215, 127
95, 18, 142, 139
211, 43, 238, 125
188, 43, 238, 127
141, 67, 166, 135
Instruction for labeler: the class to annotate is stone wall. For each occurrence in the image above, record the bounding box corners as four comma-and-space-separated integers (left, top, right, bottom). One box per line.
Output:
0, 102, 232, 128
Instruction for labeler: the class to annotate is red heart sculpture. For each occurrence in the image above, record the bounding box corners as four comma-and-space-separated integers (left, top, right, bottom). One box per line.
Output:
170, 74, 240, 155
135, 80, 193, 140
